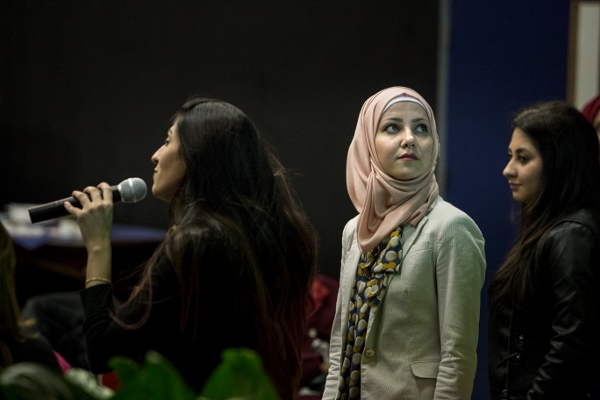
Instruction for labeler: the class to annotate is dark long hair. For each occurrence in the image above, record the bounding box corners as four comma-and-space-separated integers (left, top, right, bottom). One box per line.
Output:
121, 98, 317, 397
489, 101, 600, 315
0, 224, 32, 367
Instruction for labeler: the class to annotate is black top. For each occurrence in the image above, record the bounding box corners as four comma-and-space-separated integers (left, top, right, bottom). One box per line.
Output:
488, 209, 600, 400
80, 227, 260, 394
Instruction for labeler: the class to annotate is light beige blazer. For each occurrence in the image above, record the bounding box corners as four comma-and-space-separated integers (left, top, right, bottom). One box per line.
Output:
323, 196, 486, 400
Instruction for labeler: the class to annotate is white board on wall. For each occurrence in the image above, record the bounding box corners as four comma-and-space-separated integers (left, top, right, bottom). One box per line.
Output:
571, 1, 600, 109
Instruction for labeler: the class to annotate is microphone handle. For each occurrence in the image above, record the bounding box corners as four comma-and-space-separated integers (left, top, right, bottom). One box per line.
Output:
28, 187, 121, 224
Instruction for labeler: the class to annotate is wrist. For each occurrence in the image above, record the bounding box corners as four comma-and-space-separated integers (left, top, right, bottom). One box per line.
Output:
85, 245, 112, 287
85, 239, 111, 254
85, 277, 112, 288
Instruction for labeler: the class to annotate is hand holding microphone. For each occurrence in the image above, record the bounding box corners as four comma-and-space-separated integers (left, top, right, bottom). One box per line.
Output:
27, 178, 148, 259
28, 177, 147, 223
66, 182, 118, 250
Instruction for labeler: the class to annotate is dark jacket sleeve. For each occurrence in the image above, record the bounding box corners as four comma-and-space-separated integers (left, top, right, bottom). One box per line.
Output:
10, 334, 62, 373
79, 257, 180, 374
528, 221, 600, 399
79, 284, 143, 373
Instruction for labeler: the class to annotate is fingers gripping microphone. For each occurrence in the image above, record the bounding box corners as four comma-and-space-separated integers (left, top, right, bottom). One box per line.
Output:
28, 177, 148, 224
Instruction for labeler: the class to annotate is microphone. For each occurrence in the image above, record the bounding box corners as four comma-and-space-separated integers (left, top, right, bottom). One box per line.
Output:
28, 177, 148, 224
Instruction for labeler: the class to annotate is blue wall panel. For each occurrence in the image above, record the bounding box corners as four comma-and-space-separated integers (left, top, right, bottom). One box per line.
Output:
446, 1, 571, 398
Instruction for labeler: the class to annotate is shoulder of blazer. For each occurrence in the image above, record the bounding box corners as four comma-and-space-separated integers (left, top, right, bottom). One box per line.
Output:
406, 196, 484, 253
425, 196, 483, 233
426, 196, 467, 220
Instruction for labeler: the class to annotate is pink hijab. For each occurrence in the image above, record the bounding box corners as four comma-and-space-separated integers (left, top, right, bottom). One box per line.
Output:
347, 87, 440, 253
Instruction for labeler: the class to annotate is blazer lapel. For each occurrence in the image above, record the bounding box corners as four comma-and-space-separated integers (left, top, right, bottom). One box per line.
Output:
402, 215, 429, 255
401, 196, 440, 255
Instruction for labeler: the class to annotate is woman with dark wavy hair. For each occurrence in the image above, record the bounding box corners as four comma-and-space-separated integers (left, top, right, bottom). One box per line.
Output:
65, 97, 318, 398
489, 101, 600, 399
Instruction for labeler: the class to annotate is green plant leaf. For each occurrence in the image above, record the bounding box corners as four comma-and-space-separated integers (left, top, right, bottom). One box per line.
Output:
0, 349, 281, 400
0, 363, 106, 400
200, 348, 280, 400
64, 368, 114, 399
109, 351, 196, 400
107, 356, 142, 387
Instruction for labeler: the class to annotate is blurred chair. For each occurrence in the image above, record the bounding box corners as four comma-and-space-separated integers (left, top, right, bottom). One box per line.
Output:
299, 273, 339, 400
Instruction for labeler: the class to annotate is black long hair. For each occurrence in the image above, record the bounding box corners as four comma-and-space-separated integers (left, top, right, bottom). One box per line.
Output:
122, 98, 317, 398
489, 101, 600, 315
0, 224, 33, 367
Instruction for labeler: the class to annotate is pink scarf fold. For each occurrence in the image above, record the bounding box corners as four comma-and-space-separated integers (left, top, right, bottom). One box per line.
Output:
347, 87, 440, 253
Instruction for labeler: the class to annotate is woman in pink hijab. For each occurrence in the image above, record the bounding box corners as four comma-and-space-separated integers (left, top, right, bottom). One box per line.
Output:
322, 87, 486, 400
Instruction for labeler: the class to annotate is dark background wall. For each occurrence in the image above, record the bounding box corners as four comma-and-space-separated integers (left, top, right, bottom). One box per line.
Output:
0, 1, 573, 399
0, 1, 438, 280
445, 1, 571, 397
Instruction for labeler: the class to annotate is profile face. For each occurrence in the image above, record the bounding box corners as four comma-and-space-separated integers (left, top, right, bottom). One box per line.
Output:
503, 128, 543, 204
374, 101, 434, 181
151, 122, 186, 203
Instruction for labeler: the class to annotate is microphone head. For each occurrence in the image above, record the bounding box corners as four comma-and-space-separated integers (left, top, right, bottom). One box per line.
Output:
118, 177, 147, 203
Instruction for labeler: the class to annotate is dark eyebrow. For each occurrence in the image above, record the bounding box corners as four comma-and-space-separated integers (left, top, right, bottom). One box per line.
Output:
509, 148, 533, 155
382, 117, 429, 124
